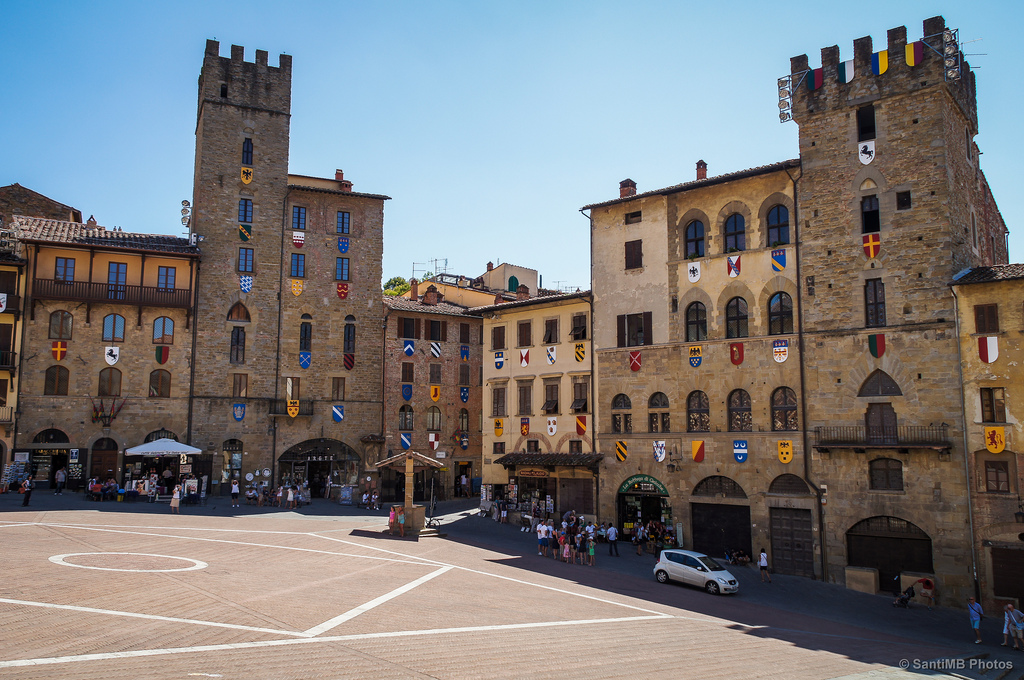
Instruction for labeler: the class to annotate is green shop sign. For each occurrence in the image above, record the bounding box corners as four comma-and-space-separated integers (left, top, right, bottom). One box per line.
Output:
618, 474, 668, 495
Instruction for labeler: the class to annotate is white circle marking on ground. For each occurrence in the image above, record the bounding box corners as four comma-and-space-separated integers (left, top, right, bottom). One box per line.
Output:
48, 552, 208, 573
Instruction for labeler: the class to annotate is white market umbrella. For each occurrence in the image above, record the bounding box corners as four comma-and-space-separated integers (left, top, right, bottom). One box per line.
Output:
125, 438, 202, 457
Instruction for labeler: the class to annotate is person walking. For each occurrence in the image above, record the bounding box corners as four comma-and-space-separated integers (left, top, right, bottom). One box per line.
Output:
20, 476, 33, 507
1003, 603, 1023, 649
170, 484, 182, 514
230, 478, 240, 508
54, 467, 66, 495
758, 548, 772, 583
968, 596, 984, 644
536, 518, 548, 556
634, 523, 647, 556
607, 524, 619, 556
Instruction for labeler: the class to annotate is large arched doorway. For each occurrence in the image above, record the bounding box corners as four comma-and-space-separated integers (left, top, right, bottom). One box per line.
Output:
846, 516, 933, 593
32, 428, 70, 489
767, 474, 815, 578
90, 437, 118, 483
278, 439, 360, 500
616, 474, 672, 541
690, 476, 750, 559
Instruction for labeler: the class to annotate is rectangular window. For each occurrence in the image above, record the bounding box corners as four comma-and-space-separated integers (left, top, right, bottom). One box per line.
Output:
543, 318, 559, 344
861, 195, 880, 233
517, 381, 532, 415
491, 326, 506, 350
429, 364, 442, 383
157, 266, 176, 290
980, 387, 1006, 423
460, 323, 471, 344
570, 313, 587, 340
542, 382, 559, 414
429, 320, 446, 341
458, 364, 470, 386
336, 211, 350, 234
617, 312, 651, 347
492, 387, 506, 417
335, 257, 350, 281
625, 239, 643, 269
299, 322, 312, 351
285, 376, 300, 400
985, 460, 1010, 493
332, 377, 346, 401
570, 378, 589, 412
292, 206, 306, 230
401, 363, 414, 383
230, 326, 246, 364
517, 321, 532, 347
242, 138, 253, 165
974, 304, 999, 333
612, 413, 633, 434
492, 442, 505, 456
896, 191, 912, 210
107, 262, 127, 301
232, 373, 248, 398
55, 257, 75, 282
238, 199, 253, 223
857, 105, 876, 142
290, 253, 305, 278
526, 440, 540, 453
568, 440, 583, 454
238, 247, 254, 272
625, 211, 642, 224
865, 279, 886, 328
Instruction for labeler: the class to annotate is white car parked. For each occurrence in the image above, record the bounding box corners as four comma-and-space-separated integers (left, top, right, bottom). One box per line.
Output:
653, 549, 739, 595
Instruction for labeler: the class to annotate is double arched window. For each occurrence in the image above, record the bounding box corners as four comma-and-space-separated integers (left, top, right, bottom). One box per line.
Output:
648, 392, 670, 433
98, 367, 121, 397
726, 297, 748, 338
771, 387, 798, 431
685, 220, 705, 257
728, 389, 752, 431
426, 406, 442, 431
686, 302, 707, 342
612, 393, 632, 434
768, 292, 793, 335
398, 405, 414, 430
687, 391, 710, 432
724, 213, 745, 251
149, 370, 171, 398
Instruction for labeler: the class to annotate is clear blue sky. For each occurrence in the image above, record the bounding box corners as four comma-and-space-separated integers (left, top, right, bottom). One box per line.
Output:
3, 1, 1021, 291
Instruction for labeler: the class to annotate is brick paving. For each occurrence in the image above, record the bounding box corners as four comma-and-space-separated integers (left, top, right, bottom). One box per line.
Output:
0, 491, 1020, 679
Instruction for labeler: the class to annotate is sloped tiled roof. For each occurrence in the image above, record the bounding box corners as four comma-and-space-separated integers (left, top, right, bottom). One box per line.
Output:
493, 452, 603, 468
383, 295, 479, 317
951, 263, 1024, 285
287, 184, 391, 201
580, 159, 801, 211
470, 290, 591, 314
12, 216, 198, 256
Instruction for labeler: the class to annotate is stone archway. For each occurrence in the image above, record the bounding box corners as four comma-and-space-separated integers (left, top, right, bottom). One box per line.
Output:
278, 439, 361, 500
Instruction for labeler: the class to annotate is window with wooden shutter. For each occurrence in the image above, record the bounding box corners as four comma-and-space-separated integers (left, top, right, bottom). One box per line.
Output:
518, 321, 532, 347
492, 326, 505, 350
625, 239, 643, 269
974, 304, 999, 333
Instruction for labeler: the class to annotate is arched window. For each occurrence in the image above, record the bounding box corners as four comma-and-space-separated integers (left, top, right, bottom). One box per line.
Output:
398, 405, 414, 430
344, 315, 355, 353
227, 302, 250, 322
299, 320, 312, 352
767, 205, 790, 246
687, 391, 710, 432
726, 297, 748, 338
724, 213, 745, 251
49, 311, 73, 340
44, 366, 69, 395
153, 316, 174, 344
146, 429, 178, 442
508, 275, 519, 293
686, 302, 707, 342
771, 387, 798, 431
768, 292, 793, 335
230, 327, 246, 364
728, 389, 752, 431
648, 392, 670, 433
869, 458, 904, 491
149, 370, 171, 398
98, 367, 121, 397
459, 408, 470, 432
242, 138, 253, 165
685, 220, 705, 257
34, 428, 70, 444
426, 406, 442, 431
692, 476, 747, 498
102, 314, 125, 342
768, 474, 810, 495
612, 393, 632, 434
858, 370, 902, 397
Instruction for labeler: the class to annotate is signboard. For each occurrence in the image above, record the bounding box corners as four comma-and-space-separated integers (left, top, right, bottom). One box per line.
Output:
518, 467, 549, 478
69, 449, 80, 463
617, 474, 668, 495
180, 465, 192, 474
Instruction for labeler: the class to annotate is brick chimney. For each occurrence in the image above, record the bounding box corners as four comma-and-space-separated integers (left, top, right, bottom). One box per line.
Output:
493, 293, 504, 305
486, 261, 494, 272
409, 278, 419, 300
335, 169, 353, 192
423, 285, 439, 305
696, 160, 707, 180
619, 179, 637, 198
516, 284, 530, 301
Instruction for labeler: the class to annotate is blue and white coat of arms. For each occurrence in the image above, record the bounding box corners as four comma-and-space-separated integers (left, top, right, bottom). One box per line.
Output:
400, 432, 411, 450
402, 384, 413, 401
460, 387, 468, 403
232, 403, 245, 421
338, 237, 349, 253
299, 352, 311, 369
403, 340, 415, 356
733, 440, 748, 463
240, 275, 253, 293
332, 405, 344, 422
494, 351, 504, 369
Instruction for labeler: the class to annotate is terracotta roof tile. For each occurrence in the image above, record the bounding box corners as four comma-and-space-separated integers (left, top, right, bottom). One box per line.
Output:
12, 216, 198, 256
493, 452, 603, 467
470, 290, 591, 314
952, 263, 1024, 285
383, 295, 479, 317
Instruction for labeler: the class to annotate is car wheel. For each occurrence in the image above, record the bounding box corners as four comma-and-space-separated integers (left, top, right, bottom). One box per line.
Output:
656, 570, 669, 584
705, 581, 720, 595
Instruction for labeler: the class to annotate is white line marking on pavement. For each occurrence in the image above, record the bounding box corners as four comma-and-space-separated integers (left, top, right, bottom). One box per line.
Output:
0, 615, 669, 668
0, 598, 309, 638
302, 566, 452, 636
49, 552, 208, 572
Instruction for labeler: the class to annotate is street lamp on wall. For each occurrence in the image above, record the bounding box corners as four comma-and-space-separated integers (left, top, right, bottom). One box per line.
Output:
1015, 495, 1024, 524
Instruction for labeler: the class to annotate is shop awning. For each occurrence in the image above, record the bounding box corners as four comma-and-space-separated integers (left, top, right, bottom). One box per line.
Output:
125, 438, 202, 457
373, 450, 444, 472
492, 452, 603, 469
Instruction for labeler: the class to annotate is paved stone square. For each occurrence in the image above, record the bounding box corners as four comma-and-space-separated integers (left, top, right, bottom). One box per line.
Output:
0, 498, 1016, 679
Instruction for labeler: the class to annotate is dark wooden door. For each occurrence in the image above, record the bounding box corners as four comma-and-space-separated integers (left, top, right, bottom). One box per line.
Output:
691, 503, 751, 559
866, 403, 897, 444
992, 546, 1024, 603
770, 508, 815, 577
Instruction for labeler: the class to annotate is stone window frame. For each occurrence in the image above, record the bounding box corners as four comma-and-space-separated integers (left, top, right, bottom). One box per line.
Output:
517, 380, 533, 416
687, 390, 710, 432
771, 386, 798, 431
648, 392, 670, 433
725, 297, 748, 339
332, 377, 345, 400
149, 370, 171, 399
611, 393, 632, 434
868, 457, 904, 491
98, 367, 122, 397
44, 365, 69, 395
685, 302, 707, 342
292, 205, 307, 230
398, 404, 414, 430
153, 316, 174, 344
767, 292, 793, 335
727, 389, 752, 432
979, 387, 1006, 424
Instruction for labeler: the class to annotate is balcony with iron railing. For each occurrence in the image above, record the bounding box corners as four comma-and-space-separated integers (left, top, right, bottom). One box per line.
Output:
268, 400, 314, 417
813, 424, 951, 450
33, 279, 192, 308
